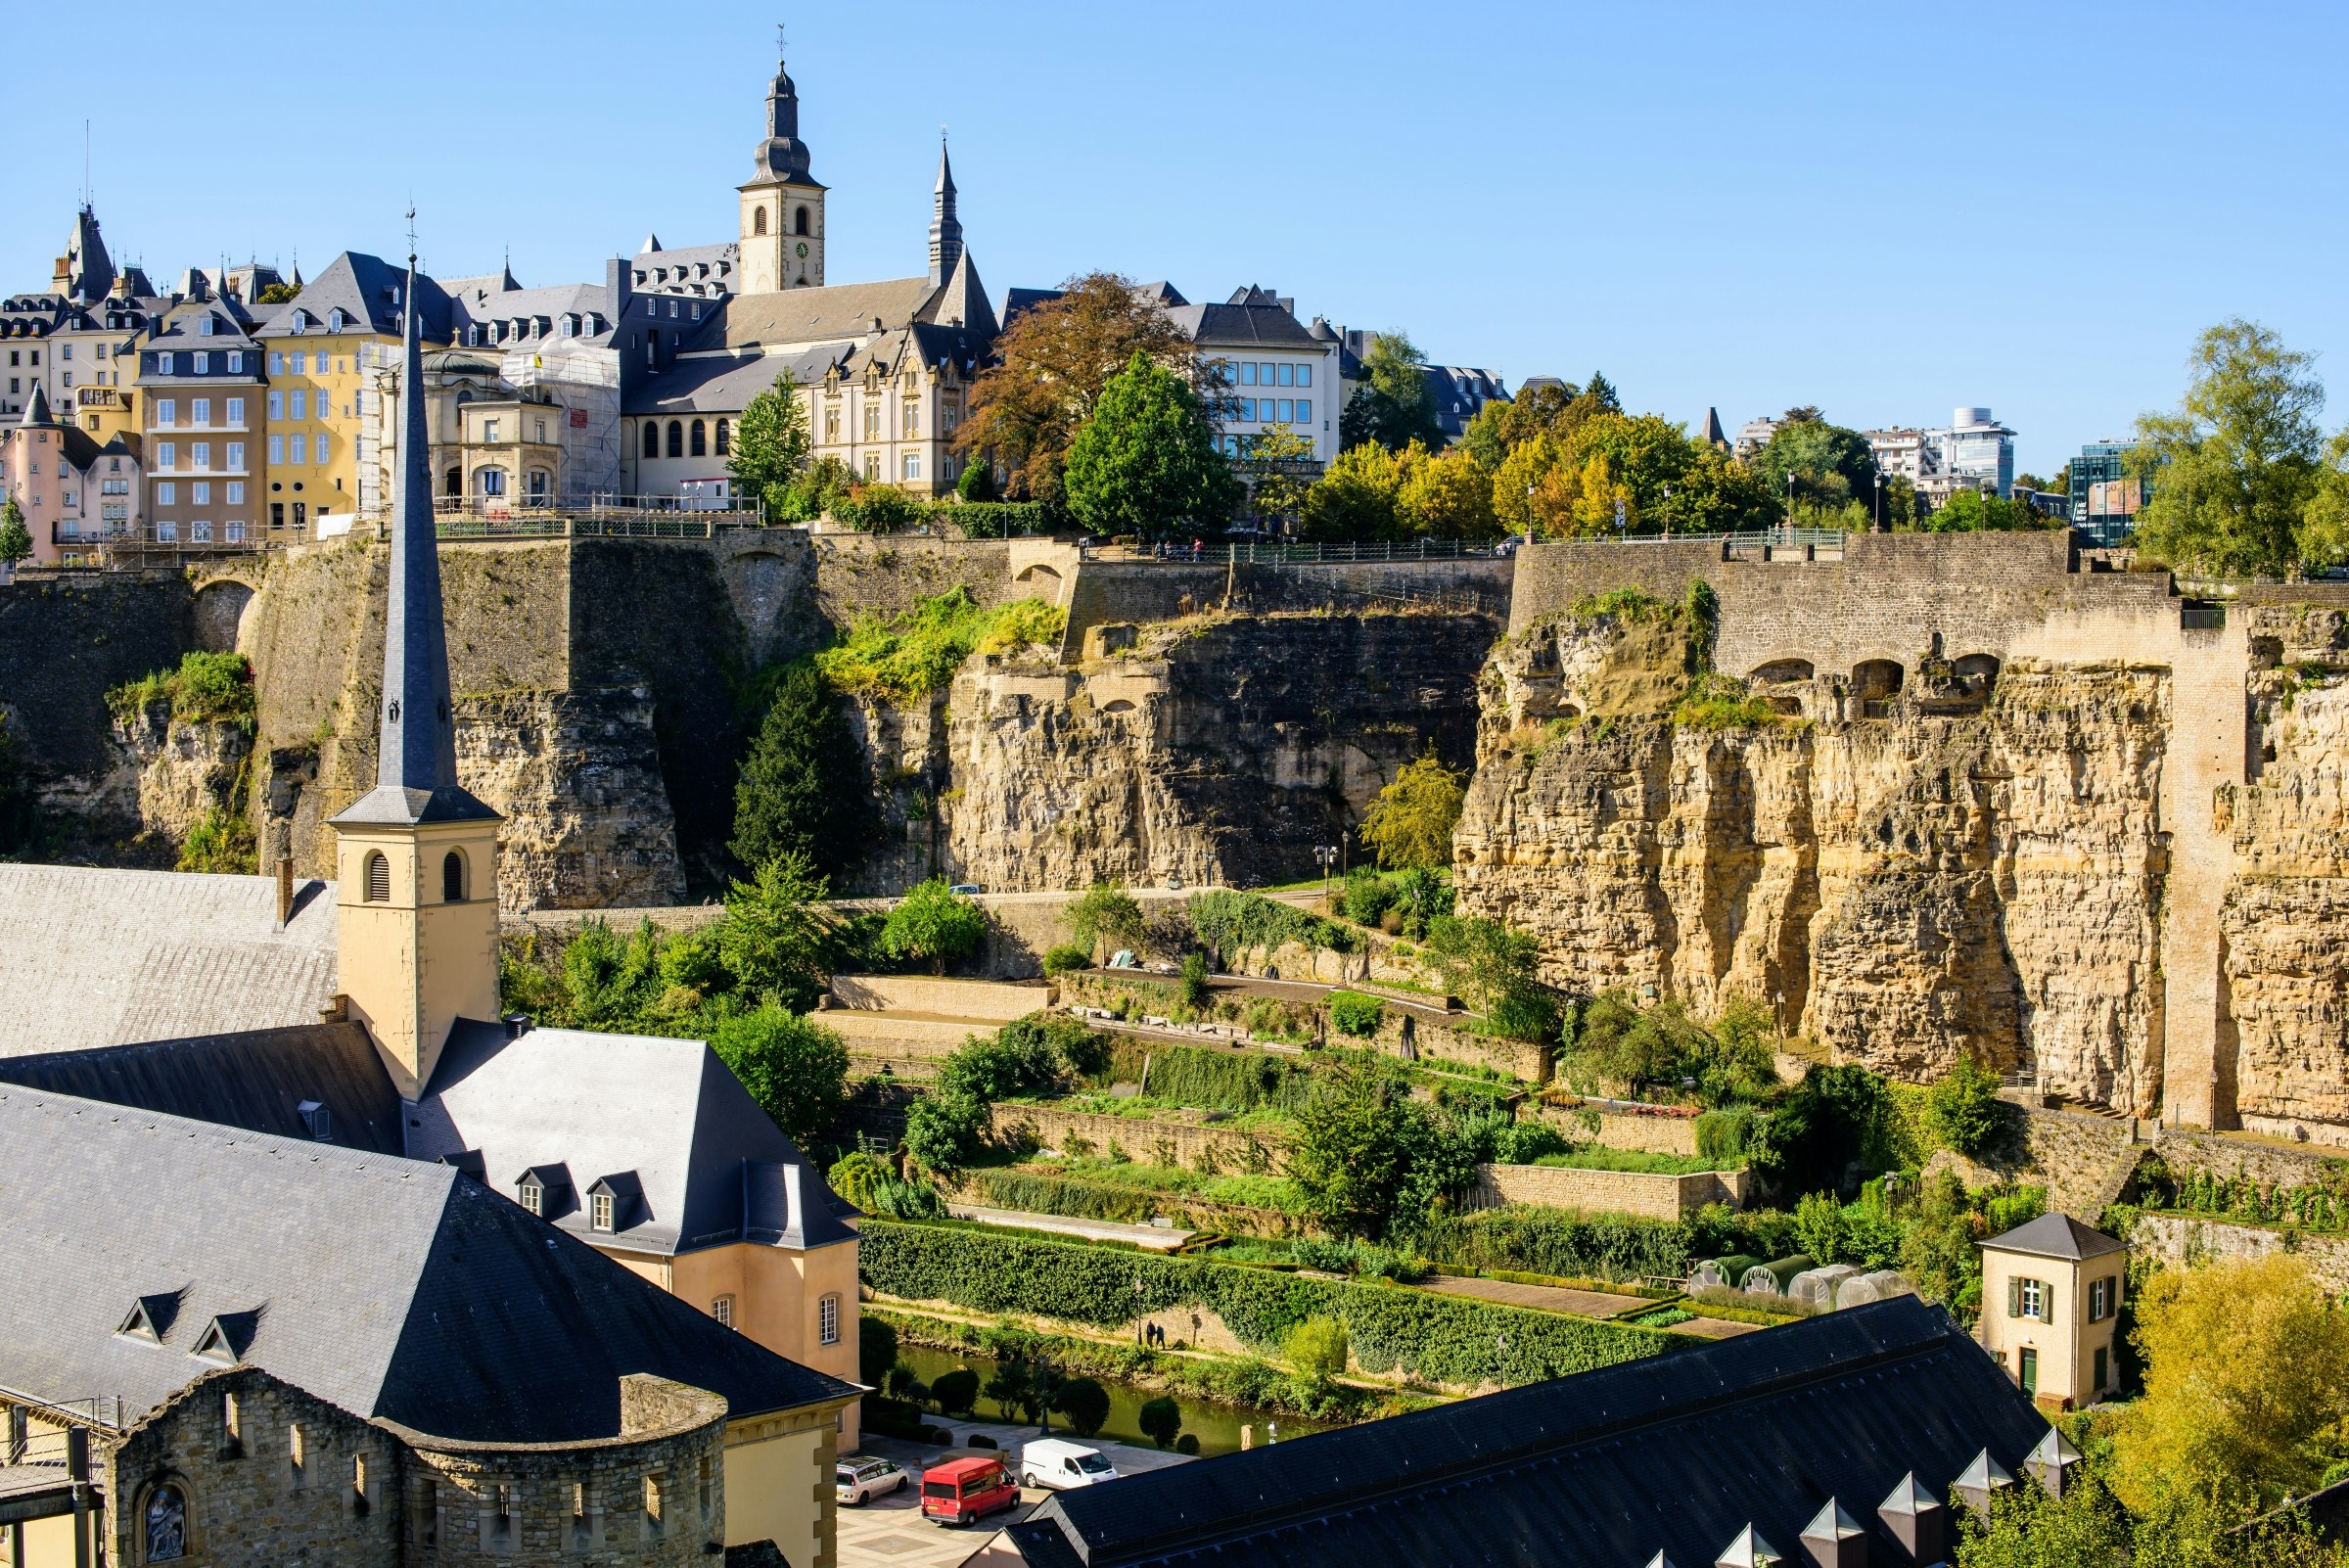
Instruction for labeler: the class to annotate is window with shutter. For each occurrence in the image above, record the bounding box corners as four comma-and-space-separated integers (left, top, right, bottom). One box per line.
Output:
363, 851, 390, 902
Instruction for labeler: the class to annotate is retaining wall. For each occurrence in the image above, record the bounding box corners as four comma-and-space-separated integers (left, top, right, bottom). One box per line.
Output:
1469, 1161, 1752, 1222
986, 1102, 1284, 1173
2132, 1211, 2349, 1294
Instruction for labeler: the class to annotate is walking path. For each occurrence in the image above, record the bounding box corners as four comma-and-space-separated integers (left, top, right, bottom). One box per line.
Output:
947, 1205, 1194, 1251
1415, 1273, 1652, 1318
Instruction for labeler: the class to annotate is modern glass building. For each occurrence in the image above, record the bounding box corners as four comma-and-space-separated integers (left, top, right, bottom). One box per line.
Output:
2070, 440, 2147, 546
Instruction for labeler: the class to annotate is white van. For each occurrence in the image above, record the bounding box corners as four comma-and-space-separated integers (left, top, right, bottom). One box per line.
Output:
1020, 1438, 1119, 1491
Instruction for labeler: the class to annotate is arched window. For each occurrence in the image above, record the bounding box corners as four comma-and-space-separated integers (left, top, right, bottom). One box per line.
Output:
363, 851, 390, 903
444, 467, 461, 498
753, 206, 768, 237
794, 206, 810, 237
666, 421, 683, 458
714, 418, 730, 456
641, 423, 658, 459
442, 850, 466, 903
689, 419, 707, 457
145, 1484, 188, 1561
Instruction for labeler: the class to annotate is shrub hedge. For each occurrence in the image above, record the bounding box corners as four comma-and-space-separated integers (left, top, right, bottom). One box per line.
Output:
1405, 1207, 1696, 1282
1094, 1039, 1318, 1114
859, 1220, 1688, 1386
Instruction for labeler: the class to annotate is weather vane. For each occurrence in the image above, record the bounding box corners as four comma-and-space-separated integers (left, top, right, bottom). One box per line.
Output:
776, 21, 787, 54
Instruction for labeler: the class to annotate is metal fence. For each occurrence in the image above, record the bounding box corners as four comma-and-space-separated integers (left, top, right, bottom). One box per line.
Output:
1112, 529, 1854, 567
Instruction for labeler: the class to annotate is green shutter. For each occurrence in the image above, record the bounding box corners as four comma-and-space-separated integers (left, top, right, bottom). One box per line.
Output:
2043, 1280, 2055, 1323
2008, 1276, 2021, 1317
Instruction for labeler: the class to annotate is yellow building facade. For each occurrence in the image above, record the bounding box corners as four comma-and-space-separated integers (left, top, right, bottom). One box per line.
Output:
1976, 1214, 2126, 1409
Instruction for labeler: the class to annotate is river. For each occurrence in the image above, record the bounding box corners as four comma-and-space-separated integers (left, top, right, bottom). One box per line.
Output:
891, 1342, 1333, 1457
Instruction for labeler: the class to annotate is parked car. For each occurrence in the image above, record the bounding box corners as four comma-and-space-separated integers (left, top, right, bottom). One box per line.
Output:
836, 1456, 907, 1506
1020, 1439, 1119, 1491
921, 1455, 1020, 1527
948, 883, 984, 896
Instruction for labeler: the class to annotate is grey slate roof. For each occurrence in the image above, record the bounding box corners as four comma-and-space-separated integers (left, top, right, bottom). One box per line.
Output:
0, 1022, 404, 1154
705, 276, 945, 353
1982, 1212, 2126, 1262
409, 1019, 857, 1258
0, 1086, 857, 1441
256, 252, 455, 342
1003, 1297, 2049, 1568
0, 866, 337, 1058
627, 346, 839, 418
633, 240, 739, 296
1168, 286, 1320, 350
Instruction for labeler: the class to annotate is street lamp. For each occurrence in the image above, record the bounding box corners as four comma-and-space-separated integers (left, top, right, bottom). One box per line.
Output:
1314, 844, 1338, 903
1524, 483, 1536, 548
1661, 481, 1672, 539
1785, 471, 1797, 536
1873, 472, 1884, 533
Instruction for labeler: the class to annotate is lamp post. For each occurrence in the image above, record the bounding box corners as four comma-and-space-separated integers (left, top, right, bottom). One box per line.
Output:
1785, 471, 1797, 537
1524, 483, 1536, 548
1661, 481, 1672, 539
1874, 472, 1883, 532
1315, 843, 1337, 903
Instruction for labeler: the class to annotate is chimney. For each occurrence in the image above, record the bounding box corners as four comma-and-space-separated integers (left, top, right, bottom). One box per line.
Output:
276, 855, 295, 927
1953, 1450, 2014, 1519
1800, 1499, 1867, 1568
1877, 1473, 1945, 1563
2024, 1428, 2084, 1499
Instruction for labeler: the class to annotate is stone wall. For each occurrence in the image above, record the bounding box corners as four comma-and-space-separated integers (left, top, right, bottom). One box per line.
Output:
1468, 1161, 1752, 1221
1056, 555, 1514, 662
987, 1102, 1284, 1173
827, 974, 1045, 1021
2132, 1211, 2349, 1294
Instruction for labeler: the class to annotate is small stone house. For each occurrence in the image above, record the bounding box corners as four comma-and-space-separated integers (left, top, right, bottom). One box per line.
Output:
1976, 1213, 2128, 1408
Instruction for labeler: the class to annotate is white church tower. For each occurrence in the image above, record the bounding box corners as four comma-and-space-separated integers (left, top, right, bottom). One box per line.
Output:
739, 52, 826, 294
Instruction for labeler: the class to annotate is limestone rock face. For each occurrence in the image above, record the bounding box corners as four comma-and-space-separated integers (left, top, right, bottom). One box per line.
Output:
113, 705, 253, 851
1457, 614, 2170, 1112
453, 689, 686, 911
2223, 609, 2349, 1142
940, 612, 1498, 893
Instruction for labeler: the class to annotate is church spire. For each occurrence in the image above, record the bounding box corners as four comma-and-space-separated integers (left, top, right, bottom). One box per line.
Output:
928, 133, 962, 288
751, 49, 818, 185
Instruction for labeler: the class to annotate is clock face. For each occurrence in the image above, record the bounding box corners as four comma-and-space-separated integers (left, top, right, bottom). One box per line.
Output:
796, 242, 809, 258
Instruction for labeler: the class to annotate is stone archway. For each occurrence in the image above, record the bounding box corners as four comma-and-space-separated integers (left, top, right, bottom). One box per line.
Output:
191, 576, 258, 654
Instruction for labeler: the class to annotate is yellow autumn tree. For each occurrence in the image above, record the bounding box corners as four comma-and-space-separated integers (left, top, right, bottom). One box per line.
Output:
1359, 752, 1467, 870
1397, 446, 1500, 539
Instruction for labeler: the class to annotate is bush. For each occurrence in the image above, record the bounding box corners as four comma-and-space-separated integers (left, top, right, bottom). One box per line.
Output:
1042, 944, 1091, 977
1174, 1433, 1200, 1455
931, 1366, 981, 1417
1927, 1055, 2004, 1157
815, 587, 1065, 701
859, 1221, 1686, 1387
1180, 949, 1211, 1010
1328, 991, 1386, 1038
1282, 1316, 1350, 1383
1341, 866, 1396, 927
867, 1175, 949, 1221
1137, 1396, 1183, 1450
903, 1094, 987, 1174
711, 1003, 850, 1143
177, 807, 257, 874
1673, 673, 1782, 731
880, 879, 989, 974
828, 1150, 892, 1211
109, 651, 256, 728
1189, 890, 1353, 958
1405, 1207, 1695, 1283
1051, 1377, 1111, 1438
860, 1316, 898, 1386
1694, 1106, 1756, 1164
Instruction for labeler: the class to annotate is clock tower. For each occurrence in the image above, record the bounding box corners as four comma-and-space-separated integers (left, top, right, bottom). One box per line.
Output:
740, 52, 825, 294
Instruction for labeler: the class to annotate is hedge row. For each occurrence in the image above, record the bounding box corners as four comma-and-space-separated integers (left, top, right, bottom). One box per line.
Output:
1405, 1207, 1696, 1282
965, 1168, 1310, 1236
859, 1221, 1688, 1387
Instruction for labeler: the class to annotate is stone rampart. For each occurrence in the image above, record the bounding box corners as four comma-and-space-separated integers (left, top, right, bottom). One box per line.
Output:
0, 573, 198, 818
1468, 1161, 1752, 1221
986, 1102, 1284, 1172
1057, 556, 1513, 663
828, 974, 1045, 1022
2132, 1211, 2349, 1294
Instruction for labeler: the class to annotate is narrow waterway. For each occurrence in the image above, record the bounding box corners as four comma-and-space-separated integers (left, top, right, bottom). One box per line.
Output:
892, 1342, 1333, 1457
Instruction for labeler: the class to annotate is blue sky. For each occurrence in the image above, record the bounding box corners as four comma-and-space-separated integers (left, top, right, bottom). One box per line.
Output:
12, 2, 2346, 476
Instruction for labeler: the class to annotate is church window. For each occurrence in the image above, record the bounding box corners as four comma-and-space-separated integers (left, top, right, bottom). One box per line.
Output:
442, 850, 466, 902
754, 207, 768, 237
363, 851, 390, 902
667, 420, 683, 458
641, 423, 658, 460
714, 418, 730, 456
690, 419, 707, 457
794, 206, 810, 237
145, 1484, 188, 1560
353, 1454, 372, 1516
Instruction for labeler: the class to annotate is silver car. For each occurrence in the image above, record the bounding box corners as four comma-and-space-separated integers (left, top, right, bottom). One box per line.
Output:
836, 1456, 907, 1505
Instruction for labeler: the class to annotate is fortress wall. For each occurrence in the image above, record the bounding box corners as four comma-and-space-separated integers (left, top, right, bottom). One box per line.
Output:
0, 574, 196, 792
1058, 556, 1513, 661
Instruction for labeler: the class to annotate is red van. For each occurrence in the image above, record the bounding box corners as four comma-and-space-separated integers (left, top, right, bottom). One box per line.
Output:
921, 1455, 1020, 1526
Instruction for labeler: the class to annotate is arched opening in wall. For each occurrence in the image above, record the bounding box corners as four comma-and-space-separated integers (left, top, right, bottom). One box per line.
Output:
143, 1481, 190, 1561
364, 852, 390, 902
666, 420, 683, 458
794, 206, 810, 236
753, 206, 768, 237
1099, 699, 1137, 715
1751, 658, 1815, 685
1852, 659, 1904, 718
689, 419, 707, 457
1954, 653, 2002, 684
442, 850, 467, 903
714, 418, 730, 456
1014, 563, 1065, 603
445, 466, 463, 497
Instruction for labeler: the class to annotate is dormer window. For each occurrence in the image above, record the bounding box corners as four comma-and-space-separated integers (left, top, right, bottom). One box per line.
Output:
189, 1313, 253, 1364
117, 1297, 168, 1344
590, 1191, 614, 1231
520, 1178, 543, 1216
297, 1100, 332, 1141
290, 309, 309, 331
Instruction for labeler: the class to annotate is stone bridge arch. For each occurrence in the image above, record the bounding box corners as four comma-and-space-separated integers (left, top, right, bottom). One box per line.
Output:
190, 572, 262, 654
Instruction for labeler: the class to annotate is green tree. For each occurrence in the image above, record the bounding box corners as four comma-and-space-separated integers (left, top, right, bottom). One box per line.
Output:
1339, 332, 1443, 452
956, 271, 1203, 502
1282, 1316, 1350, 1384
710, 1001, 849, 1143
715, 852, 839, 1013
859, 1316, 898, 1386
0, 497, 30, 567
1754, 415, 1880, 519
1457, 377, 1582, 472
880, 878, 989, 974
254, 281, 299, 305
983, 1356, 1040, 1424
728, 371, 812, 518
1285, 1056, 1418, 1238
1917, 487, 2054, 532
2132, 319, 2329, 577
826, 1150, 891, 1212
1928, 1056, 2005, 1156
1955, 1466, 2134, 1568
954, 455, 997, 501
1062, 350, 1239, 537
1052, 1377, 1111, 1438
1238, 422, 1317, 529
1136, 1396, 1184, 1450
731, 660, 872, 880
1300, 440, 1406, 540
902, 1093, 984, 1173
1066, 881, 1146, 958
931, 1367, 981, 1417
2111, 1254, 2349, 1511
1398, 444, 1501, 539
1359, 752, 1466, 870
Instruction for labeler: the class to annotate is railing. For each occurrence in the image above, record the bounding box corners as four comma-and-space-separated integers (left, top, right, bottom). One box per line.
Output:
1116, 539, 1515, 566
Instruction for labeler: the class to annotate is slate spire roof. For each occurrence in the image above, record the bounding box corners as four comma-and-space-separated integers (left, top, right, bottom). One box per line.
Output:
749, 53, 821, 187
63, 204, 115, 302
19, 382, 55, 429
329, 260, 497, 828
929, 135, 963, 288
1982, 1212, 2126, 1261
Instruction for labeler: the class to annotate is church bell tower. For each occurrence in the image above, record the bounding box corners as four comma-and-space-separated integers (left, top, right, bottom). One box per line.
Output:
329, 254, 503, 1101
740, 50, 826, 294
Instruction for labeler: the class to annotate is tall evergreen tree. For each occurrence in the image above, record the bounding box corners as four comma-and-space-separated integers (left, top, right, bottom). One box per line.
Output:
730, 661, 871, 878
